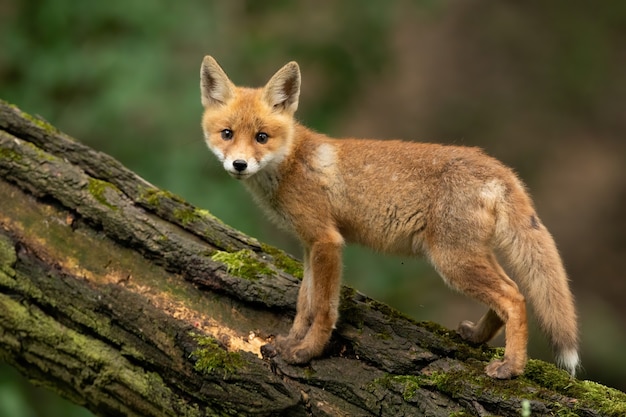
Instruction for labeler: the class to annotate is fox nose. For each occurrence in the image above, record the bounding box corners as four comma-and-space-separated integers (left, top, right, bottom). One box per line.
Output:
232, 159, 248, 172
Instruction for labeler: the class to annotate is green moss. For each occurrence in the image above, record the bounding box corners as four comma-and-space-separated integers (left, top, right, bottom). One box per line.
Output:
393, 375, 421, 400
194, 208, 219, 222
420, 370, 455, 392
417, 320, 450, 335
189, 333, 245, 378
87, 178, 119, 210
524, 360, 626, 416
303, 367, 316, 379
523, 360, 574, 390
576, 380, 626, 416
369, 374, 425, 401
373, 356, 625, 416
20, 110, 58, 133
140, 188, 186, 208
490, 347, 505, 360
0, 234, 17, 277
173, 207, 196, 226
427, 362, 626, 416
141, 188, 164, 207
171, 207, 219, 227
22, 141, 57, 162
211, 249, 273, 280
260, 243, 303, 279
417, 366, 537, 406
0, 147, 22, 162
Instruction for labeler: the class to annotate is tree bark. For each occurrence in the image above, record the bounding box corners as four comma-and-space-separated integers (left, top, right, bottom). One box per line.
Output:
0, 99, 623, 416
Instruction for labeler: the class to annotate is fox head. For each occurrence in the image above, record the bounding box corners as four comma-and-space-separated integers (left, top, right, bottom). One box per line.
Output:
200, 56, 301, 179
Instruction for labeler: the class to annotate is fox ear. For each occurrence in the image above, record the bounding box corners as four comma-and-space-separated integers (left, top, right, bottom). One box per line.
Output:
200, 56, 235, 107
263, 61, 301, 114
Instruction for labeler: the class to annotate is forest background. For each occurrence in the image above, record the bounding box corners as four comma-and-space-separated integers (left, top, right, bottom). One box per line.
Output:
0, 1, 625, 416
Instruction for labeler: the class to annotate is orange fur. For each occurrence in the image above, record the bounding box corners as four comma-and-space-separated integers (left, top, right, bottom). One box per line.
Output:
200, 56, 579, 379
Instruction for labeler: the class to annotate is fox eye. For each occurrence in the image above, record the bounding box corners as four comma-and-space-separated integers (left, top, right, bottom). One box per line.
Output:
255, 132, 269, 144
220, 129, 233, 140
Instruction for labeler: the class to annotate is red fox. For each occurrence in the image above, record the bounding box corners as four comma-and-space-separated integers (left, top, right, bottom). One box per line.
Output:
199, 56, 579, 379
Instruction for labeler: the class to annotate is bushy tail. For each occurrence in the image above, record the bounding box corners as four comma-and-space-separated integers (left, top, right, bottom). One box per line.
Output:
496, 204, 580, 376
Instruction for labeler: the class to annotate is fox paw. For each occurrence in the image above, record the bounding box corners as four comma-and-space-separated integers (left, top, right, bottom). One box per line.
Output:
271, 336, 310, 364
458, 320, 479, 342
485, 359, 523, 379
280, 343, 316, 365
275, 334, 328, 364
260, 343, 278, 360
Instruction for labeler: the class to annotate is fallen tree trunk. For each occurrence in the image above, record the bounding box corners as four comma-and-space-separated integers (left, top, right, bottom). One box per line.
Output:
0, 99, 624, 416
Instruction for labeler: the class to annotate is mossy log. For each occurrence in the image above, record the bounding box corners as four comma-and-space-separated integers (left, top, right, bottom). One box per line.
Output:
0, 99, 624, 416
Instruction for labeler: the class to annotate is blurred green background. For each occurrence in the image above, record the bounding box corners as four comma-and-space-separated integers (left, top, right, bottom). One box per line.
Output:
1, 0, 625, 415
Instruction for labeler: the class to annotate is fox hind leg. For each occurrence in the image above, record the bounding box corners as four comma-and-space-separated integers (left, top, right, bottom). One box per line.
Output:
458, 308, 504, 344
430, 249, 528, 379
458, 259, 515, 343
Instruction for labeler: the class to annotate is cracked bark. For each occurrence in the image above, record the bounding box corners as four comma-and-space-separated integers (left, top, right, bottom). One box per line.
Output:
0, 100, 623, 416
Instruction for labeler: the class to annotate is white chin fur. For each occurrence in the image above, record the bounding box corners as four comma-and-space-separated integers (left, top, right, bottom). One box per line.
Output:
557, 349, 580, 377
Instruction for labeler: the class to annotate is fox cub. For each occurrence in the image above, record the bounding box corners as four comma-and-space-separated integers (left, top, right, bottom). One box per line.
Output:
199, 56, 579, 379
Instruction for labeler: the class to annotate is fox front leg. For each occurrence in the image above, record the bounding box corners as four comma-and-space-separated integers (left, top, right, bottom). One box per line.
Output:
275, 247, 313, 349
277, 233, 343, 364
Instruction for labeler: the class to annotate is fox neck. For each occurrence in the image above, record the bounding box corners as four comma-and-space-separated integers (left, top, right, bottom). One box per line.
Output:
243, 164, 281, 201
239, 125, 301, 229
242, 160, 290, 231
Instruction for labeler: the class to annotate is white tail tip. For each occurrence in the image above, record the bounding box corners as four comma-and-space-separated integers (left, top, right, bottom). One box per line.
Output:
557, 349, 580, 377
